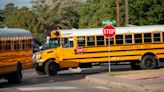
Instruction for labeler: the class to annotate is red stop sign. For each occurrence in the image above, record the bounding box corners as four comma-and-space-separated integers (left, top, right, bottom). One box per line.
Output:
103, 24, 116, 38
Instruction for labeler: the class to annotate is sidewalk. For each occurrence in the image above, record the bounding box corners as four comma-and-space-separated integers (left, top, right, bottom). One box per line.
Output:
85, 68, 164, 92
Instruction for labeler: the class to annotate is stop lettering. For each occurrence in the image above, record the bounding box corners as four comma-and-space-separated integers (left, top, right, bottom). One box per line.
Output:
103, 25, 116, 38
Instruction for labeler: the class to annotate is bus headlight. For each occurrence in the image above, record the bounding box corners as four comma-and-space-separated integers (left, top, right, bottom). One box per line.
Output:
32, 54, 38, 60
35, 59, 43, 63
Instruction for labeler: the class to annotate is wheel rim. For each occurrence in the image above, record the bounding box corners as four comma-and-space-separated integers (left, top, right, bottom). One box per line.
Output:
49, 63, 57, 72
145, 58, 153, 67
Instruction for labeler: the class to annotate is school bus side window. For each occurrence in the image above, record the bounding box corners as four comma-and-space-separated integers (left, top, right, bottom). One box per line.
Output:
163, 32, 164, 42
87, 36, 95, 46
144, 33, 151, 43
97, 36, 104, 45
62, 38, 74, 48
106, 38, 114, 45
14, 38, 20, 50
6, 40, 11, 51
49, 38, 60, 48
78, 37, 85, 46
116, 35, 123, 44
125, 34, 132, 44
134, 34, 142, 43
154, 32, 161, 42
0, 40, 1, 51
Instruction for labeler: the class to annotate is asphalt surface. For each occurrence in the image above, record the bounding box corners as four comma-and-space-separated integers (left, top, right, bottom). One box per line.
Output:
0, 62, 164, 92
0, 67, 115, 92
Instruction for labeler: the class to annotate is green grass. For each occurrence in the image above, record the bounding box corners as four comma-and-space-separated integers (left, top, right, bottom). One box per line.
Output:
108, 68, 164, 76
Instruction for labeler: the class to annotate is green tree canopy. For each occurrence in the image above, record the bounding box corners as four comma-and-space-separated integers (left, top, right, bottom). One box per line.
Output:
32, 0, 82, 29
79, 0, 164, 28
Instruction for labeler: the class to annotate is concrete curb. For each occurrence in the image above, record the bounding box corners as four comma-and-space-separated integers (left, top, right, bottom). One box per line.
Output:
85, 74, 155, 92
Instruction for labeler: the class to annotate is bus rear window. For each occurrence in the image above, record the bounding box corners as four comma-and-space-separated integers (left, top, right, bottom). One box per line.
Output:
78, 37, 85, 46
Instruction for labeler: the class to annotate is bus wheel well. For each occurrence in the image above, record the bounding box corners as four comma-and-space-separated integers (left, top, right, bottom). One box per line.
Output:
44, 58, 56, 64
141, 52, 158, 61
17, 62, 22, 70
43, 58, 60, 69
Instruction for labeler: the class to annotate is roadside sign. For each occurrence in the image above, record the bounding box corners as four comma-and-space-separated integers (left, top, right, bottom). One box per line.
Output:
102, 20, 116, 25
103, 24, 116, 73
103, 24, 116, 38
76, 47, 84, 54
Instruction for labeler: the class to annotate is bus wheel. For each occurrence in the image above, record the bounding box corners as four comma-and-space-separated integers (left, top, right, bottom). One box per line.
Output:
130, 61, 141, 70
45, 60, 59, 76
7, 63, 22, 83
140, 55, 158, 69
35, 66, 46, 75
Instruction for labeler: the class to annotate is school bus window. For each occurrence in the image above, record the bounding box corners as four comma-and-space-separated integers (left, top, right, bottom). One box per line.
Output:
97, 36, 104, 45
0, 40, 1, 51
26, 39, 29, 49
116, 35, 123, 44
29, 39, 32, 48
78, 37, 85, 46
163, 32, 164, 42
10, 39, 14, 50
134, 34, 142, 43
144, 33, 151, 43
14, 41, 17, 50
87, 36, 95, 46
106, 38, 114, 45
27, 39, 32, 49
25, 39, 30, 49
22, 39, 26, 49
62, 38, 74, 48
1, 40, 4, 51
49, 38, 60, 48
125, 34, 132, 44
6, 40, 11, 50
154, 32, 160, 42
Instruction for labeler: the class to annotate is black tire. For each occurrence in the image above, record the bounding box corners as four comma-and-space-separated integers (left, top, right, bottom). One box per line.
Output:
130, 61, 141, 70
45, 60, 59, 76
35, 67, 46, 75
140, 55, 158, 69
7, 64, 22, 83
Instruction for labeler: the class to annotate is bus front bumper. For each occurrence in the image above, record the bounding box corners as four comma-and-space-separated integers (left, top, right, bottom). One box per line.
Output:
33, 59, 44, 67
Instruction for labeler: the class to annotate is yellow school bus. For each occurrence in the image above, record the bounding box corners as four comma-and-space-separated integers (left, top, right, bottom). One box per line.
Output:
0, 28, 33, 83
33, 25, 164, 76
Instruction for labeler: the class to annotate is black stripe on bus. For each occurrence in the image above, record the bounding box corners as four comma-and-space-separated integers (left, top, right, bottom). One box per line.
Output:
157, 53, 164, 55
63, 54, 142, 60
77, 48, 164, 54
82, 43, 164, 48
64, 52, 164, 61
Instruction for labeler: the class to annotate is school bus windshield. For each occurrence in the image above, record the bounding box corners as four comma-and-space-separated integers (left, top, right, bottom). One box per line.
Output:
49, 38, 60, 48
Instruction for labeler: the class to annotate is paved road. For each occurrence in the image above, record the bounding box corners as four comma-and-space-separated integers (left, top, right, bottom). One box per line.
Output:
0, 62, 164, 92
0, 68, 115, 92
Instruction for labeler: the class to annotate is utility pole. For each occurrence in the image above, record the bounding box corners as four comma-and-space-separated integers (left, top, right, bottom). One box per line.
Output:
125, 0, 128, 26
116, 0, 120, 26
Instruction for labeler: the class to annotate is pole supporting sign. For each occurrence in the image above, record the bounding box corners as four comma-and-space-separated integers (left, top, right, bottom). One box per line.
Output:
103, 24, 116, 72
